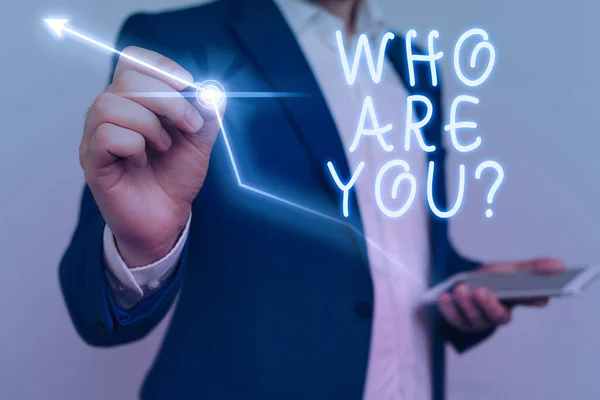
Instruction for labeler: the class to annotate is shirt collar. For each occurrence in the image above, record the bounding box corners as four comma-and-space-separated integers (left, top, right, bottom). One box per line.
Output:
357, 0, 387, 36
274, 0, 388, 38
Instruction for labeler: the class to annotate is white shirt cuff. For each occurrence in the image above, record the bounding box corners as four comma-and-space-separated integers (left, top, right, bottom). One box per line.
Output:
103, 214, 191, 309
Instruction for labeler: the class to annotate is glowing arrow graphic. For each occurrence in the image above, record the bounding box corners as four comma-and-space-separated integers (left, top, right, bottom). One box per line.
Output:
44, 19, 305, 100
44, 18, 423, 285
45, 18, 200, 91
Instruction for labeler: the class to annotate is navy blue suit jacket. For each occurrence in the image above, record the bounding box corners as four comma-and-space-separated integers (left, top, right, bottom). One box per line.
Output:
60, 1, 493, 398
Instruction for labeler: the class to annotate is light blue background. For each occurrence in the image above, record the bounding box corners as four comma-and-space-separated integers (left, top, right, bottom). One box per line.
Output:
0, 0, 597, 398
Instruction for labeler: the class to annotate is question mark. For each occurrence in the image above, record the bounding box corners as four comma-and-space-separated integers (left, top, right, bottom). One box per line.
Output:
475, 161, 504, 218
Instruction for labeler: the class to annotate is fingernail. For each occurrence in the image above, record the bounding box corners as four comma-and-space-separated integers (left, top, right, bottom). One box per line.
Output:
173, 69, 193, 83
160, 128, 172, 149
140, 153, 147, 167
186, 108, 204, 132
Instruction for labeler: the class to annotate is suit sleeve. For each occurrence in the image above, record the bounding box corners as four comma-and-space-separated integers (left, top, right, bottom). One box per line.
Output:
58, 14, 189, 347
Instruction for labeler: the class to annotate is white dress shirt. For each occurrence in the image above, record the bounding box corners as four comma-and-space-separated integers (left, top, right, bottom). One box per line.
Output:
104, 0, 432, 398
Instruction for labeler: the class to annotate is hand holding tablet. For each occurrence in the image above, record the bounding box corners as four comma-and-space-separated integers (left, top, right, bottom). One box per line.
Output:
423, 265, 600, 304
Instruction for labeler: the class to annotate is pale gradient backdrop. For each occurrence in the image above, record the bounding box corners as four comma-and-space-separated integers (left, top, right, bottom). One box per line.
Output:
0, 0, 598, 399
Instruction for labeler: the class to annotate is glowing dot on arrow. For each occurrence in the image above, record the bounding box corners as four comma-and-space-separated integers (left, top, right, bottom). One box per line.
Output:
202, 86, 219, 102
196, 80, 226, 109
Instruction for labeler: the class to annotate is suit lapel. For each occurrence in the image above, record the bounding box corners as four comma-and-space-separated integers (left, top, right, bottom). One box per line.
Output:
226, 1, 449, 279
229, 0, 368, 261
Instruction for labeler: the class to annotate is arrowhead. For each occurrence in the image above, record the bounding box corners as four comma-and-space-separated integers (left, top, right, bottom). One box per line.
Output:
44, 19, 68, 37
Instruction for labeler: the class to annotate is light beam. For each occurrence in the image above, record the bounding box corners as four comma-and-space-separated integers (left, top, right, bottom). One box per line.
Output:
45, 18, 424, 285
44, 18, 200, 90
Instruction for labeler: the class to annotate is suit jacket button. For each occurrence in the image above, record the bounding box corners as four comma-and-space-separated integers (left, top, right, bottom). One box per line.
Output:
91, 320, 108, 338
354, 301, 373, 319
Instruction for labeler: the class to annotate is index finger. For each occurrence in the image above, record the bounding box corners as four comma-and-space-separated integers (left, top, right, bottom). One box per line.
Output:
113, 46, 194, 91
437, 293, 469, 331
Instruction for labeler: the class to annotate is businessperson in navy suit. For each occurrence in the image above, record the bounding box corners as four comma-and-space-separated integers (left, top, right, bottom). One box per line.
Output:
59, 0, 564, 398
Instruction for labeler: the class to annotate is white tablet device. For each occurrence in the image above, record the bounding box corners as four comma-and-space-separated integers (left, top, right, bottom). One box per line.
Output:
421, 265, 600, 304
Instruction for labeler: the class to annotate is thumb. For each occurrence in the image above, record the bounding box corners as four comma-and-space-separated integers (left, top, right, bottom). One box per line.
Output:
180, 83, 227, 122
483, 258, 565, 275
519, 258, 565, 275
195, 95, 226, 148
178, 84, 227, 148
480, 262, 521, 274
